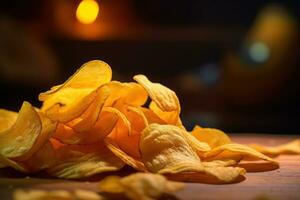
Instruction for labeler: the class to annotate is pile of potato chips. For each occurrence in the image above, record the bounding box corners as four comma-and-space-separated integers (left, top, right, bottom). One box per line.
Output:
0, 60, 299, 184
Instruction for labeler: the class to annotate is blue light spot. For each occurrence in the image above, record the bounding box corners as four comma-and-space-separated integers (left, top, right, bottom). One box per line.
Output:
249, 42, 270, 63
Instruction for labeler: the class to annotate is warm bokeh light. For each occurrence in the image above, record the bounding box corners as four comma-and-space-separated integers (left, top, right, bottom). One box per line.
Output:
76, 0, 99, 25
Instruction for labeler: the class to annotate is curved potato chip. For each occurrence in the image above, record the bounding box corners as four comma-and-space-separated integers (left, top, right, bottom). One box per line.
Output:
47, 139, 124, 179
105, 138, 147, 171
39, 60, 112, 100
140, 124, 204, 174
200, 166, 245, 183
23, 141, 57, 172
140, 124, 244, 183
104, 81, 148, 108
0, 113, 56, 173
0, 109, 17, 132
0, 102, 42, 158
107, 106, 148, 159
126, 106, 148, 133
140, 107, 166, 125
39, 60, 112, 122
133, 75, 180, 112
204, 143, 278, 164
149, 101, 182, 126
13, 189, 103, 200
52, 107, 119, 144
202, 159, 237, 167
0, 154, 28, 172
15, 112, 56, 161
99, 173, 184, 200
67, 85, 110, 132
106, 107, 146, 159
191, 126, 231, 148
249, 139, 300, 155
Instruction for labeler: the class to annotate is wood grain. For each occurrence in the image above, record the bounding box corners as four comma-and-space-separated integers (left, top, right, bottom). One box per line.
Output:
0, 134, 299, 200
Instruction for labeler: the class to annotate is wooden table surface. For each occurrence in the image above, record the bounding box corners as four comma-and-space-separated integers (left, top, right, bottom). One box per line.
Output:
0, 134, 299, 200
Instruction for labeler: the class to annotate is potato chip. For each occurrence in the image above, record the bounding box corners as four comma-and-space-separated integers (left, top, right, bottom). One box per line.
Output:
47, 139, 124, 179
140, 124, 203, 173
140, 124, 203, 174
149, 101, 182, 126
0, 110, 53, 171
191, 126, 231, 148
67, 85, 110, 132
249, 139, 300, 155
133, 74, 183, 127
39, 60, 112, 123
13, 189, 103, 200
39, 60, 112, 100
105, 138, 147, 171
140, 124, 245, 183
202, 159, 237, 167
23, 141, 57, 172
52, 107, 119, 144
108, 106, 148, 159
99, 173, 184, 200
0, 154, 28, 172
133, 75, 180, 112
126, 106, 148, 133
14, 112, 57, 161
104, 81, 148, 108
167, 166, 245, 184
204, 143, 278, 164
0, 102, 42, 158
140, 107, 166, 125
0, 109, 17, 132
106, 108, 145, 159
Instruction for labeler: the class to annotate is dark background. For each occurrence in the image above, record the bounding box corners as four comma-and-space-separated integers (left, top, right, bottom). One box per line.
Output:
0, 0, 299, 134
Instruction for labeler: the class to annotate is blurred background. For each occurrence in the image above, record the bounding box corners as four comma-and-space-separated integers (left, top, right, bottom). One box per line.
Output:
0, 0, 299, 134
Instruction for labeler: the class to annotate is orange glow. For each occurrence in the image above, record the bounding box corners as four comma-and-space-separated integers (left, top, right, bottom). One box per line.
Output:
76, 0, 99, 25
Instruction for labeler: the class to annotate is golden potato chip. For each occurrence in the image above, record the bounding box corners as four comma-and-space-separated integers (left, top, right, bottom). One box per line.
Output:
99, 173, 184, 200
41, 89, 97, 123
191, 126, 231, 148
107, 106, 148, 159
149, 101, 182, 126
249, 139, 300, 155
140, 124, 208, 173
23, 141, 57, 172
47, 139, 124, 179
0, 110, 54, 171
13, 189, 103, 200
140, 107, 166, 125
39, 60, 112, 100
106, 107, 145, 159
53, 107, 119, 144
140, 124, 245, 183
133, 75, 180, 112
126, 106, 148, 133
0, 154, 28, 172
67, 85, 110, 132
105, 138, 147, 171
204, 143, 278, 164
39, 60, 112, 122
0, 102, 42, 158
104, 81, 148, 108
14, 112, 57, 161
202, 159, 237, 167
0, 109, 17, 132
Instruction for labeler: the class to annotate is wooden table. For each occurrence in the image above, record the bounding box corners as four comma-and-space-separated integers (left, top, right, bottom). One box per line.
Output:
0, 134, 299, 200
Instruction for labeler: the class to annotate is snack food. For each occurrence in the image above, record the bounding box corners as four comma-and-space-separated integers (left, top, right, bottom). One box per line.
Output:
0, 60, 299, 186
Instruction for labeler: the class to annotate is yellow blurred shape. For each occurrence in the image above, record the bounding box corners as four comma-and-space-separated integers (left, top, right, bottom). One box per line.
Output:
76, 0, 99, 25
